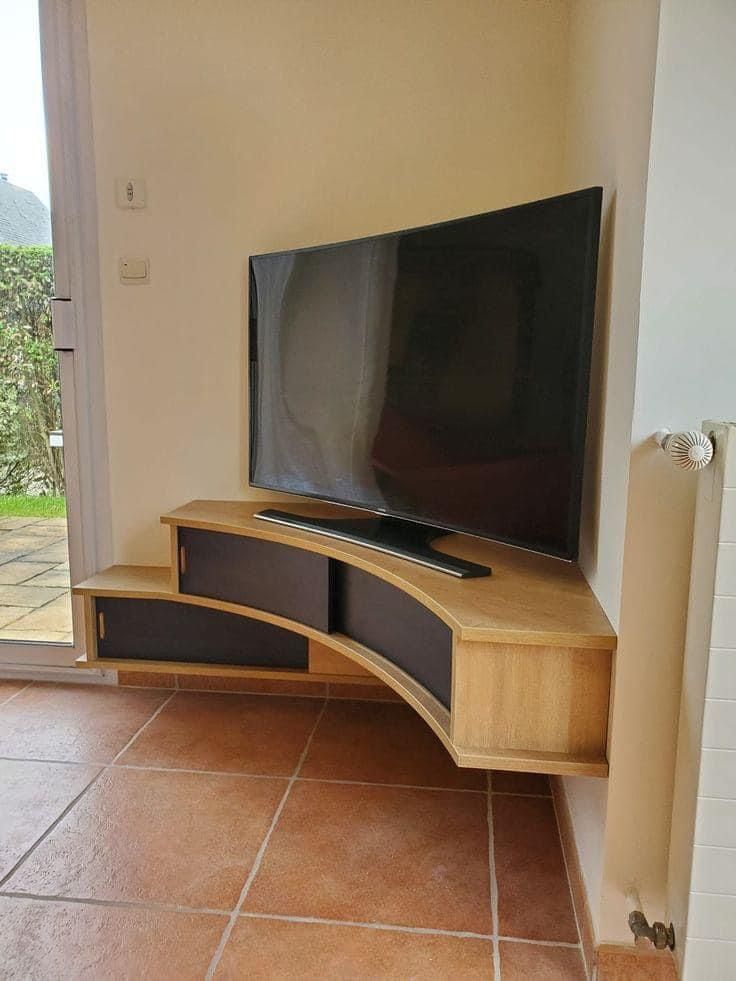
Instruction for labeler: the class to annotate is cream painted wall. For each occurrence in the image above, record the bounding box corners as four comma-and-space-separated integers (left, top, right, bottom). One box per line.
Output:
84, 0, 572, 564
610, 0, 736, 947
562, 0, 736, 946
559, 0, 661, 940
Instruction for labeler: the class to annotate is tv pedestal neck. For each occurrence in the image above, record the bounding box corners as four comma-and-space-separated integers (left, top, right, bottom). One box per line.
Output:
254, 508, 491, 579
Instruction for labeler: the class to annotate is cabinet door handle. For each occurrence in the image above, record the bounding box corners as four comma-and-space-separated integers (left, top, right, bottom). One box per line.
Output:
179, 545, 187, 574
97, 611, 106, 640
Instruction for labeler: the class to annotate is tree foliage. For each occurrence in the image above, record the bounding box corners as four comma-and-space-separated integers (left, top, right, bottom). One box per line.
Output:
0, 245, 64, 495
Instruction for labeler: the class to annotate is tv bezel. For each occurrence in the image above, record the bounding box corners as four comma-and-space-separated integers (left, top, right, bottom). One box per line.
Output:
248, 186, 602, 562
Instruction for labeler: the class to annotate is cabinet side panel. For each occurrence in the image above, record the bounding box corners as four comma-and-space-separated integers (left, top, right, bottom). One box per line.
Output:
452, 640, 611, 757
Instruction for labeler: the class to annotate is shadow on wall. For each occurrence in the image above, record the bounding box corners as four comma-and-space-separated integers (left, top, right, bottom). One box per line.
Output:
579, 190, 617, 582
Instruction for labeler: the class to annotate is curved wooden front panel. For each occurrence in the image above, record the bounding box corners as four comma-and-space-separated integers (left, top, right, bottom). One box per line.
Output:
179, 527, 332, 631
96, 597, 308, 668
335, 564, 453, 708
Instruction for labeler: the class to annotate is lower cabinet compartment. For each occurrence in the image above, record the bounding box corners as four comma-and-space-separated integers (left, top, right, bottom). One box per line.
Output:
334, 564, 453, 708
95, 597, 308, 668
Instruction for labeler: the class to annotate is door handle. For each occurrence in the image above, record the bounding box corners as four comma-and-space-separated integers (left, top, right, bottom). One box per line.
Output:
50, 297, 75, 351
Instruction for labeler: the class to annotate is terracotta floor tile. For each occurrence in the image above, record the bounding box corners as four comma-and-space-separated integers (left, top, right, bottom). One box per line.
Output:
493, 795, 578, 943
0, 683, 169, 763
6, 767, 287, 909
119, 691, 324, 775
499, 941, 586, 979
492, 770, 551, 795
216, 917, 494, 979
0, 897, 226, 980
301, 699, 485, 790
0, 759, 98, 879
0, 679, 29, 705
245, 781, 492, 933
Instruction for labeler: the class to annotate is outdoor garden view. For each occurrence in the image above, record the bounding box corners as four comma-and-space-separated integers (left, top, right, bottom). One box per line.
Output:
0, 242, 72, 644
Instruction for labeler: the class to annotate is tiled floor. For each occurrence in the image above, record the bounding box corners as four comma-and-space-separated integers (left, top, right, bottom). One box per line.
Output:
0, 517, 72, 643
0, 679, 587, 979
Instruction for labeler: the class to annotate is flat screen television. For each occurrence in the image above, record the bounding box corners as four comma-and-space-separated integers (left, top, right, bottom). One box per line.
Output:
249, 187, 601, 577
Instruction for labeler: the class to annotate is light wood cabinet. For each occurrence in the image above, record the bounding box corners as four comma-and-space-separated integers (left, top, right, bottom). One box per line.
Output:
74, 499, 615, 777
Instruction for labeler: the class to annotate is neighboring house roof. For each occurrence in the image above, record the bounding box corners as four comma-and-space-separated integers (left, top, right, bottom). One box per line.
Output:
0, 174, 52, 246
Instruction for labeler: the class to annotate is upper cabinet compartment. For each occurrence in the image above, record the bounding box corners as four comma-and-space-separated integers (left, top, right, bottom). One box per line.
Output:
177, 526, 332, 631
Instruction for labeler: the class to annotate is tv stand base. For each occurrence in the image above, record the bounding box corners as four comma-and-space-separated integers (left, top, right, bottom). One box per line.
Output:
254, 509, 492, 579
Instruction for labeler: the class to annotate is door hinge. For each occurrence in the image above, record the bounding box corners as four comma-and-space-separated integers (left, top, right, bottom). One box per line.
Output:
51, 297, 75, 351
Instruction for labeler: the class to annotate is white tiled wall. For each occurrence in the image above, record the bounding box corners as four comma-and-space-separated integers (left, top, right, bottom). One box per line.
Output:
684, 424, 736, 979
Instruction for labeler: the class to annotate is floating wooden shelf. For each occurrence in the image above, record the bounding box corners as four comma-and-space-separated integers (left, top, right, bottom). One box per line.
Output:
74, 499, 616, 777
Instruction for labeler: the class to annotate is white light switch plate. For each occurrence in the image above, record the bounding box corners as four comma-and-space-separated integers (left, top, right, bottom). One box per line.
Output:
115, 177, 147, 209
119, 257, 149, 284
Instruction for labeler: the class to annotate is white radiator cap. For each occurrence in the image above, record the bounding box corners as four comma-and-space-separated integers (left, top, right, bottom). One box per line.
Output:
653, 429, 714, 471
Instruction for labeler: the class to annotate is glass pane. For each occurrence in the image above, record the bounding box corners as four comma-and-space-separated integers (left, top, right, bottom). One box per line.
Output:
0, 1, 71, 644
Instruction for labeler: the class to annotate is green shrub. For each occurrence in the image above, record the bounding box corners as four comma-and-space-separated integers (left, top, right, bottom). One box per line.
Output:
0, 244, 64, 495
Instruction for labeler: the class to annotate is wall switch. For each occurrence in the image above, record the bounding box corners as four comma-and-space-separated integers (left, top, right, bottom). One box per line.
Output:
119, 257, 149, 284
115, 177, 147, 209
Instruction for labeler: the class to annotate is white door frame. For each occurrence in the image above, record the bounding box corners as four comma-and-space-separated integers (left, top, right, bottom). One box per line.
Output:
0, 0, 111, 669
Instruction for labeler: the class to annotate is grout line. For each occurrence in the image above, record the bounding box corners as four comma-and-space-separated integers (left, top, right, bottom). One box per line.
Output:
0, 755, 486, 795
0, 891, 228, 917
204, 697, 329, 980
692, 889, 736, 899
110, 691, 177, 764
497, 934, 581, 950
551, 785, 590, 979
487, 771, 502, 981
0, 680, 34, 708
0, 755, 108, 767
111, 763, 285, 780
296, 776, 485, 794
0, 766, 105, 890
239, 911, 495, 941
0, 891, 586, 950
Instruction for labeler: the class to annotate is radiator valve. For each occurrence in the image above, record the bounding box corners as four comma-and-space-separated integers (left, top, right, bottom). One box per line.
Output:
653, 429, 714, 471
628, 910, 675, 950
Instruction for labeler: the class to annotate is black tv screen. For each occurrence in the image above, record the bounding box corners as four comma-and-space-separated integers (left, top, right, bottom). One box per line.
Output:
249, 188, 601, 560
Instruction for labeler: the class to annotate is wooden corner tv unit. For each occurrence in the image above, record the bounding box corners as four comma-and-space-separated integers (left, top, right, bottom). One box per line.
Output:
74, 500, 615, 777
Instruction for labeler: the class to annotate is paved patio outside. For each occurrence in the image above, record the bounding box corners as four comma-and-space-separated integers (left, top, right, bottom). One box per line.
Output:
0, 517, 71, 644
